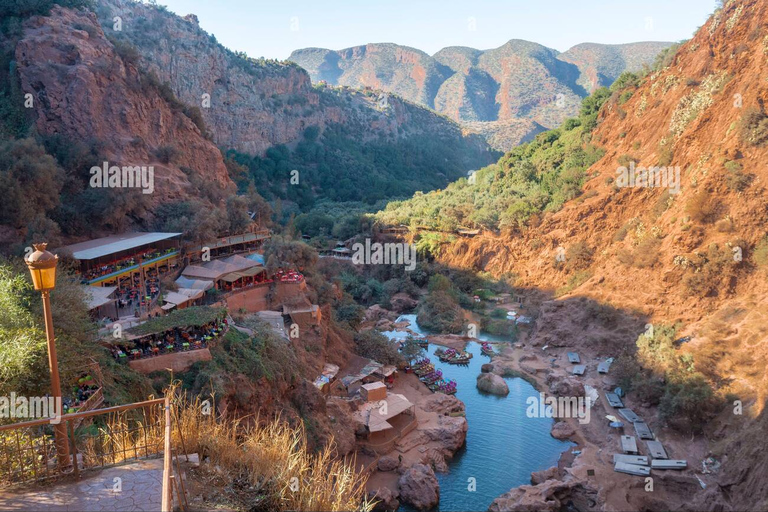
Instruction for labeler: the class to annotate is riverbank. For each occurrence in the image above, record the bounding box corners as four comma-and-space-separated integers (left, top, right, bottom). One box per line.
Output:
486, 333, 711, 511
371, 314, 571, 511
361, 372, 468, 511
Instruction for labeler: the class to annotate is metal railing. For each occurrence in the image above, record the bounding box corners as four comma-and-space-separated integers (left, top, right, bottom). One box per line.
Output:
0, 396, 188, 511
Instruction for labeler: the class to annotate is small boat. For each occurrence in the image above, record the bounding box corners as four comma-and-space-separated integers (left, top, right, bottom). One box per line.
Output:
439, 348, 458, 362
481, 343, 495, 357
447, 351, 471, 364
421, 372, 443, 385
416, 337, 429, 348
415, 365, 434, 377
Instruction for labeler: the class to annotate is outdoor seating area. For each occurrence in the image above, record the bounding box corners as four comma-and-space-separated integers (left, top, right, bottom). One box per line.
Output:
110, 307, 227, 362
185, 229, 270, 263
182, 254, 299, 292
114, 266, 165, 316
81, 247, 177, 283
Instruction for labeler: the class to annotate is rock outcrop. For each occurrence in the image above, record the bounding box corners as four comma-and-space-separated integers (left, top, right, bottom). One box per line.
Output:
377, 455, 399, 472
488, 479, 569, 512
370, 486, 400, 512
97, 0, 493, 170
550, 421, 575, 440
398, 464, 439, 511
15, 6, 233, 210
477, 372, 510, 395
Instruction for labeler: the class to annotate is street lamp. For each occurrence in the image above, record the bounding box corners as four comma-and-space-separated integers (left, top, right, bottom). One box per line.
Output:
24, 243, 71, 470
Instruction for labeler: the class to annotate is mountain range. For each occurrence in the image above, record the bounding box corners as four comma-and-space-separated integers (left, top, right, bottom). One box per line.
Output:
290, 40, 672, 150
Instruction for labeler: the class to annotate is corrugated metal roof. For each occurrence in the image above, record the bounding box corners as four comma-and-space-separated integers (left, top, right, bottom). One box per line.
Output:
63, 233, 181, 260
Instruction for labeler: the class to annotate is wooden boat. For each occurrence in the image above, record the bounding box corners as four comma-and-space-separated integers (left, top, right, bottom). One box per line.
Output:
448, 355, 470, 365
414, 365, 434, 377
439, 349, 458, 362
416, 337, 429, 348
481, 343, 495, 357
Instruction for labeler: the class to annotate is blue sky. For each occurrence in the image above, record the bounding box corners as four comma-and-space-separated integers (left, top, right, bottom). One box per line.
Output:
157, 0, 716, 60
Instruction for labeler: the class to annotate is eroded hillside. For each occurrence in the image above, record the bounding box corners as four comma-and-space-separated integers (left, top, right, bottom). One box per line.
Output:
377, 0, 768, 509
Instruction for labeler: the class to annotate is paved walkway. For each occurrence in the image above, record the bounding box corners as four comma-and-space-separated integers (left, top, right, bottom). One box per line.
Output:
0, 458, 163, 512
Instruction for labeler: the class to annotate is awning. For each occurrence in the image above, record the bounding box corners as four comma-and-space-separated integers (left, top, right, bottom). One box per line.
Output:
161, 303, 176, 311
163, 291, 193, 306
82, 286, 118, 311
221, 272, 244, 283
175, 276, 215, 291
239, 266, 265, 277
177, 288, 205, 301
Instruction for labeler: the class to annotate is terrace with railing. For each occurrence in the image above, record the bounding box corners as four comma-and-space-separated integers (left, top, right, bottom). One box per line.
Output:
0, 395, 189, 511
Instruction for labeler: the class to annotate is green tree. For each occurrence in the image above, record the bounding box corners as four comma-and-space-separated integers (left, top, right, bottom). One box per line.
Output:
399, 336, 424, 365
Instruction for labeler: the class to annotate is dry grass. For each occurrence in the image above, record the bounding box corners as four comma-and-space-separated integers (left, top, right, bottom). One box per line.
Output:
82, 390, 373, 512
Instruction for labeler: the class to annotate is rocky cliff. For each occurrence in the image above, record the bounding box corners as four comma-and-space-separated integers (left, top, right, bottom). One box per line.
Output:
290, 40, 670, 150
15, 5, 234, 209
95, 0, 493, 171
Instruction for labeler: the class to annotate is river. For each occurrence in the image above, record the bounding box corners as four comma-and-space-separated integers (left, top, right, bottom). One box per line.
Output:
384, 315, 573, 511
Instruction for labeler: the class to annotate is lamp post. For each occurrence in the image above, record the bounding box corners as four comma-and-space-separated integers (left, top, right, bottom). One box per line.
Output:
24, 243, 71, 470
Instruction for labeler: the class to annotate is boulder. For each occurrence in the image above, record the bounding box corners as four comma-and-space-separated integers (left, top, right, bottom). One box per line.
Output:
421, 414, 468, 455
378, 455, 399, 472
550, 421, 575, 440
398, 464, 440, 510
365, 304, 394, 322
477, 373, 510, 395
369, 486, 400, 512
520, 363, 538, 375
531, 466, 559, 485
481, 363, 495, 373
375, 318, 395, 331
548, 377, 584, 397
519, 353, 537, 362
420, 393, 465, 415
391, 292, 419, 313
489, 479, 570, 512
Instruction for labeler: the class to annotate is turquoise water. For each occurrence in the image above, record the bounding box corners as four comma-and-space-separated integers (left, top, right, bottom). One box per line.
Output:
391, 315, 573, 512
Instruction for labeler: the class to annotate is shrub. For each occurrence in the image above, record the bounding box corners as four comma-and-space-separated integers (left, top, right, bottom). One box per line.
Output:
566, 241, 594, 271
753, 237, 768, 267
617, 154, 636, 167
618, 237, 662, 268
685, 190, 716, 223
724, 160, 752, 191
657, 138, 674, 166
659, 372, 719, 433
618, 91, 634, 105
683, 244, 738, 297
154, 145, 178, 164
739, 107, 768, 147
